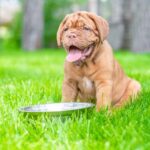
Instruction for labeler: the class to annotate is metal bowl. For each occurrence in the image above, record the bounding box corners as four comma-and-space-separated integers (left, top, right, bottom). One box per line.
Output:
19, 102, 95, 116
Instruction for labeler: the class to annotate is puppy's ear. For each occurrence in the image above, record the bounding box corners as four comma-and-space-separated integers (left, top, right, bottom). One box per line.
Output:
86, 12, 109, 43
57, 15, 69, 47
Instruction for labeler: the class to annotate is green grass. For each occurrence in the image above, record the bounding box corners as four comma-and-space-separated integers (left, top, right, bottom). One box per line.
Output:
0, 49, 150, 150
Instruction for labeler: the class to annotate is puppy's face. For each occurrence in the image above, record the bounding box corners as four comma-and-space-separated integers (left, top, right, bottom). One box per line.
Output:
57, 11, 109, 62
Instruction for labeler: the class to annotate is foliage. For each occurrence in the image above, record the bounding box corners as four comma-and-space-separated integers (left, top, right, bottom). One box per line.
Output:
7, 12, 23, 49
1, 0, 85, 49
43, 0, 73, 47
0, 50, 150, 149
43, 0, 85, 47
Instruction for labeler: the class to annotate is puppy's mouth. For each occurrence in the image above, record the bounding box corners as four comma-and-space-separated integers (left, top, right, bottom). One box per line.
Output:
66, 45, 94, 62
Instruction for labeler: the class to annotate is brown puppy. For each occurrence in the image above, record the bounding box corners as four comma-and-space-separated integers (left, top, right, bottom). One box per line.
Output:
57, 11, 141, 111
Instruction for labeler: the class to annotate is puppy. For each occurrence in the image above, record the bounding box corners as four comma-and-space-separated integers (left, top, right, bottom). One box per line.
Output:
57, 11, 141, 111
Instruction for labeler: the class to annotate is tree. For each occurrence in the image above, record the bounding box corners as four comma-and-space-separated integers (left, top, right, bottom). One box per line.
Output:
22, 0, 44, 51
88, 0, 98, 14
109, 0, 150, 52
131, 0, 150, 52
107, 0, 124, 50
121, 0, 132, 49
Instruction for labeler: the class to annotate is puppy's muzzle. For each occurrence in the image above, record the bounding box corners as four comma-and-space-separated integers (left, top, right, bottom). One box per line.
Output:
67, 32, 77, 39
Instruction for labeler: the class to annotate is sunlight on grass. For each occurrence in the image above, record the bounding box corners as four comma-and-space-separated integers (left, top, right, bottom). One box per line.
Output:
0, 50, 150, 150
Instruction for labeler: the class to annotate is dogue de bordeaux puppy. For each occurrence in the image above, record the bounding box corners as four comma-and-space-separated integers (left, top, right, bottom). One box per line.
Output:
57, 11, 141, 111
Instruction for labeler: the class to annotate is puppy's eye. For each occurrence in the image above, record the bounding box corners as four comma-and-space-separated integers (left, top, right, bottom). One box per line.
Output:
64, 27, 68, 32
83, 26, 91, 31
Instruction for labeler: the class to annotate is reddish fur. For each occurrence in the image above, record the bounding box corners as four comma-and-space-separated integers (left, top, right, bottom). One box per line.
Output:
57, 11, 141, 111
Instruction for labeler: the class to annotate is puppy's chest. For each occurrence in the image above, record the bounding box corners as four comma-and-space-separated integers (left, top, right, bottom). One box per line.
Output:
78, 77, 95, 92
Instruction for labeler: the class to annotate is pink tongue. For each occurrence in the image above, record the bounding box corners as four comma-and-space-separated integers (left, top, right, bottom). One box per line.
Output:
66, 49, 82, 62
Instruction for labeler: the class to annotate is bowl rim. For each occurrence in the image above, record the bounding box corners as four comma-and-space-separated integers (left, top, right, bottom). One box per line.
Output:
19, 102, 95, 114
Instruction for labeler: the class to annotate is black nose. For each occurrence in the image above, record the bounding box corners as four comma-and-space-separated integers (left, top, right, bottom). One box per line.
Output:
67, 33, 77, 39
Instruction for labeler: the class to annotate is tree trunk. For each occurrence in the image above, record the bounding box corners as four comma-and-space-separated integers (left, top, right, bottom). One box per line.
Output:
72, 3, 80, 12
121, 0, 133, 49
22, 0, 44, 51
131, 0, 150, 52
88, 0, 98, 14
107, 0, 124, 50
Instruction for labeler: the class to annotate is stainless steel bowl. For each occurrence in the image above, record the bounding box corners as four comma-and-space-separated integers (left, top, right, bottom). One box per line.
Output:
19, 102, 95, 116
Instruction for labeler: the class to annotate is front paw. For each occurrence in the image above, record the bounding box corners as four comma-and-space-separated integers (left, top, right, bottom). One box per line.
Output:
96, 100, 111, 112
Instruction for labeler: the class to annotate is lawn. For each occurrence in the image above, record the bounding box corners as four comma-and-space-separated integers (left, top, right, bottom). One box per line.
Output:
0, 49, 150, 150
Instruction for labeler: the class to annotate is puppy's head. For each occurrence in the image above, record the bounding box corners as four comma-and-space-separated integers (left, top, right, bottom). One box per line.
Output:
57, 11, 109, 62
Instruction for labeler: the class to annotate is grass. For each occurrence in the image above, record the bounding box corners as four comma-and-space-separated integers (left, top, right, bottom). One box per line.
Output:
0, 49, 150, 150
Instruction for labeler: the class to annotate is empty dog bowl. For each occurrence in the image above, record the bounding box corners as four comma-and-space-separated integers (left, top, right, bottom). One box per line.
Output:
19, 102, 95, 116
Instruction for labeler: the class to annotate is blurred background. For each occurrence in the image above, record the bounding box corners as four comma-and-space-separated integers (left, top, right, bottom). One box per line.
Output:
0, 0, 150, 52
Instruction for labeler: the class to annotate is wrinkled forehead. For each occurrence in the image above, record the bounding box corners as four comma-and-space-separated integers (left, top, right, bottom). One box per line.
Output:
65, 13, 96, 29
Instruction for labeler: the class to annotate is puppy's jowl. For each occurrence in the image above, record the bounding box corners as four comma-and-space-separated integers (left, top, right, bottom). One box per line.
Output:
57, 11, 141, 111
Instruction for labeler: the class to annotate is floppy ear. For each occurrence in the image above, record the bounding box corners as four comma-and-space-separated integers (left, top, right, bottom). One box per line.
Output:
57, 15, 69, 47
86, 12, 109, 43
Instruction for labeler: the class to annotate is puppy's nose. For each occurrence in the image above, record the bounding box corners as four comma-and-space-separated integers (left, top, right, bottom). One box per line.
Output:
67, 33, 77, 39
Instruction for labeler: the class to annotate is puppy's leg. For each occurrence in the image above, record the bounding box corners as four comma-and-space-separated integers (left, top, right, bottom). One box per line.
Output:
62, 79, 78, 102
95, 80, 113, 111
114, 79, 141, 107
